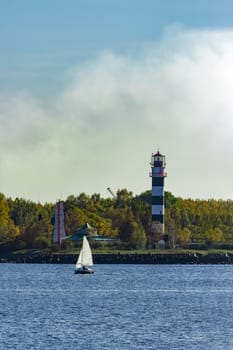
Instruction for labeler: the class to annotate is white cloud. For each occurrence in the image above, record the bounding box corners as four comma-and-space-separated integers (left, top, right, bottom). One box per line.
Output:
1, 27, 233, 202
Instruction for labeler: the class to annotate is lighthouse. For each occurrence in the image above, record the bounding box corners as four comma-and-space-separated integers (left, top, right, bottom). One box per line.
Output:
53, 201, 66, 246
150, 150, 167, 234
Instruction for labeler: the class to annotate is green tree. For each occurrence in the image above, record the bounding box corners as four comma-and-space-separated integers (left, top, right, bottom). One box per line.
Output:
165, 215, 176, 248
115, 189, 133, 208
0, 194, 19, 242
205, 228, 223, 245
10, 198, 39, 230
176, 227, 191, 244
33, 236, 51, 249
128, 222, 147, 249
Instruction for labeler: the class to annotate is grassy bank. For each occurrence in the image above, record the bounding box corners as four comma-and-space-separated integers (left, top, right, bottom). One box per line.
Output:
12, 248, 233, 256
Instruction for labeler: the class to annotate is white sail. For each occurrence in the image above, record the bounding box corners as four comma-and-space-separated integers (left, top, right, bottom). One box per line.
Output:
75, 236, 93, 269
76, 248, 83, 269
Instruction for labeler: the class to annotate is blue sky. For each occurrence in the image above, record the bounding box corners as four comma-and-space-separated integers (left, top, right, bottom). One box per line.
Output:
1, 0, 233, 202
1, 0, 233, 93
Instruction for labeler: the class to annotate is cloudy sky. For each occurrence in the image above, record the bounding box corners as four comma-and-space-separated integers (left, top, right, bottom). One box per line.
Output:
1, 0, 233, 202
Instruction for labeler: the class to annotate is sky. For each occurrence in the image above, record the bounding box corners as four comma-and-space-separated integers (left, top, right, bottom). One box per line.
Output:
1, 0, 233, 203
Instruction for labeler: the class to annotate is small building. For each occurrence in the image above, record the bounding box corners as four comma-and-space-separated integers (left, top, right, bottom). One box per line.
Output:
70, 223, 97, 241
70, 223, 118, 243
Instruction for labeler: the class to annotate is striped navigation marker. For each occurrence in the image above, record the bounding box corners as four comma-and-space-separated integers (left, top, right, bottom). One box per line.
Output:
53, 201, 66, 246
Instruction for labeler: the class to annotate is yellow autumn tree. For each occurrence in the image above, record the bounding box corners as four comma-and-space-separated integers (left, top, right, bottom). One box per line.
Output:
0, 194, 19, 242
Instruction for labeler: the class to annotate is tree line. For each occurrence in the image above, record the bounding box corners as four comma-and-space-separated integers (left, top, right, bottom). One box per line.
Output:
0, 189, 232, 251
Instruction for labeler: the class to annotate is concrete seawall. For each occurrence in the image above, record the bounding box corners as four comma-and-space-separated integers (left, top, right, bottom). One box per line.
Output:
0, 252, 232, 264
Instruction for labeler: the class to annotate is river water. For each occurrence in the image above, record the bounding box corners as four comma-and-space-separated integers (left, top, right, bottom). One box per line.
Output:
0, 264, 233, 349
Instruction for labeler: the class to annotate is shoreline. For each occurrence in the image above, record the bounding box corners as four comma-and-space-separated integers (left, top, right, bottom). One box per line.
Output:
0, 252, 232, 264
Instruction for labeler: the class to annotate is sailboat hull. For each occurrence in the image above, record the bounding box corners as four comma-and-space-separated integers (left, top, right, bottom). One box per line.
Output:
75, 268, 94, 274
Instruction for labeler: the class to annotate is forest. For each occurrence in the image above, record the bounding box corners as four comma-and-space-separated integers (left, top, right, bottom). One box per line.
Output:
0, 189, 233, 252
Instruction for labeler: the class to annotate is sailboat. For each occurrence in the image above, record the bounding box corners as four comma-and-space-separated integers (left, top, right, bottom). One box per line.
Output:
75, 235, 94, 274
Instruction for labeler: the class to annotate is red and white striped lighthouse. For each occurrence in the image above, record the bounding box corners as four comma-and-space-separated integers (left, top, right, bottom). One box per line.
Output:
53, 201, 66, 246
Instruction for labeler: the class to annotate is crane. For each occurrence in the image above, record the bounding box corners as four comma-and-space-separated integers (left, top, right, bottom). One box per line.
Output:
107, 187, 116, 198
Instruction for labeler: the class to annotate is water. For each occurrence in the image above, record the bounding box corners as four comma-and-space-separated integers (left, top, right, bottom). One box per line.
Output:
0, 264, 233, 349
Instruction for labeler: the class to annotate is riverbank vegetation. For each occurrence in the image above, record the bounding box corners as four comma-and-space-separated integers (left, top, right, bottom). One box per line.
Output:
0, 190, 232, 253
